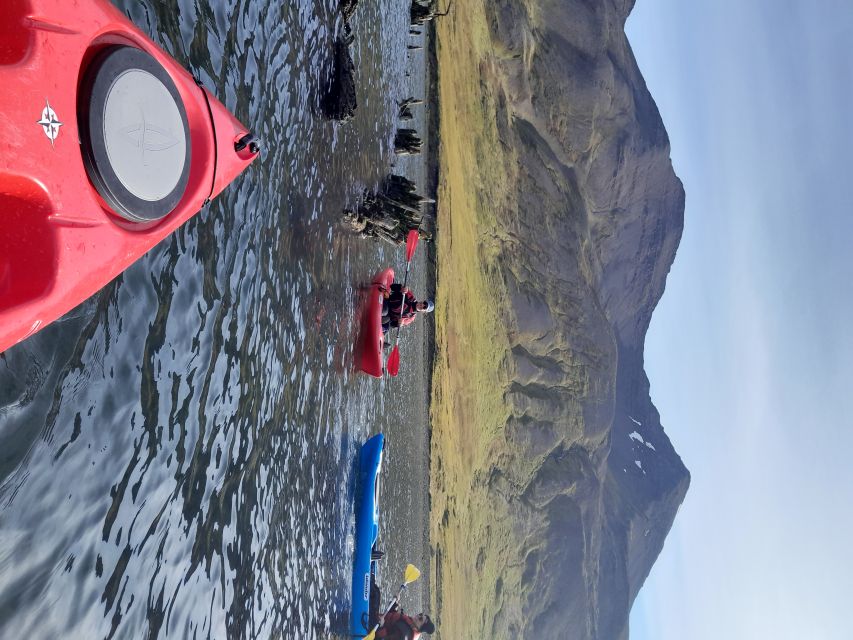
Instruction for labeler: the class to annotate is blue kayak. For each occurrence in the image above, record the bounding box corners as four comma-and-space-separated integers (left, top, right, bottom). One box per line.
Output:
351, 434, 385, 637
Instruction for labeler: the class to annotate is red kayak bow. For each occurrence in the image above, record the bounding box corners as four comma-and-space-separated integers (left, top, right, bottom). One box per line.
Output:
0, 0, 259, 353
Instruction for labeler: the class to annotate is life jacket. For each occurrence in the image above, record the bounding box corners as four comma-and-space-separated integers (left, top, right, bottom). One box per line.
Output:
390, 619, 415, 640
377, 612, 418, 640
388, 286, 417, 326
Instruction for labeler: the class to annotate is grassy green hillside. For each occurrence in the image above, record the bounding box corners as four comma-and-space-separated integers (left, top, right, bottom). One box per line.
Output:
430, 3, 521, 637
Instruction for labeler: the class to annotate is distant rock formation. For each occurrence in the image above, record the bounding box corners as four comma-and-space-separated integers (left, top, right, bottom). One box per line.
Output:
432, 1, 689, 638
411, 0, 451, 26
321, 36, 357, 122
394, 128, 423, 155
343, 174, 433, 245
398, 97, 423, 121
339, 0, 359, 22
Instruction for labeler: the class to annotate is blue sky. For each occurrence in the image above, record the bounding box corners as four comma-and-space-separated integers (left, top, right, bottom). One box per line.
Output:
626, 1, 853, 638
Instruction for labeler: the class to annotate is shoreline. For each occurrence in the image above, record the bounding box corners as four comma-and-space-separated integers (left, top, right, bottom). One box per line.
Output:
423, 13, 440, 621
424, 3, 521, 636
423, 24, 440, 422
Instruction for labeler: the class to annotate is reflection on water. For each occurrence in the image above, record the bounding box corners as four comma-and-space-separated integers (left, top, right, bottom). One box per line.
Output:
0, 0, 430, 637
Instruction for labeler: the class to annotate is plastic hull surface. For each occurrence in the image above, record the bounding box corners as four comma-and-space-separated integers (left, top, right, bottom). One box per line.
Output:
351, 433, 385, 637
354, 268, 395, 377
0, 0, 258, 353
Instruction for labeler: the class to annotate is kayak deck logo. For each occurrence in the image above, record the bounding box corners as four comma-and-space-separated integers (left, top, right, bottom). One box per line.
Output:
119, 118, 180, 158
37, 99, 63, 147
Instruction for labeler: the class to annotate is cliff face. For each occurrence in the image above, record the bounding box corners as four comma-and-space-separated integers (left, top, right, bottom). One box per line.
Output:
432, 0, 688, 638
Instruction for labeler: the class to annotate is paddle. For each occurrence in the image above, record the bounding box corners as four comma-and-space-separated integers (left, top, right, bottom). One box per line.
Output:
385, 230, 420, 377
363, 564, 422, 640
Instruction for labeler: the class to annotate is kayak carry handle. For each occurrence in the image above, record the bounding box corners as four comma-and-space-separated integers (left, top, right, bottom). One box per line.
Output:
235, 133, 260, 154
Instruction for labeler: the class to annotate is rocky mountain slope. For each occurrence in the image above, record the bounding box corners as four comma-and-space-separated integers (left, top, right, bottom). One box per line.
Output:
430, 0, 689, 638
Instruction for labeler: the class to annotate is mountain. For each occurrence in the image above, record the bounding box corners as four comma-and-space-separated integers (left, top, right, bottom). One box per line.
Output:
429, 0, 689, 638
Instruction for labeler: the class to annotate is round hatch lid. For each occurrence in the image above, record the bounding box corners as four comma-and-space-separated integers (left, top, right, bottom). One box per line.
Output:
79, 46, 191, 222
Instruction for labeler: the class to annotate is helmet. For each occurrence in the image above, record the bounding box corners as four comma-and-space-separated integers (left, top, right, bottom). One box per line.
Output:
423, 299, 435, 313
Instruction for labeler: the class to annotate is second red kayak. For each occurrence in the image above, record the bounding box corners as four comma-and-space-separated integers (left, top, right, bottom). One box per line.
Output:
0, 0, 260, 354
354, 268, 394, 378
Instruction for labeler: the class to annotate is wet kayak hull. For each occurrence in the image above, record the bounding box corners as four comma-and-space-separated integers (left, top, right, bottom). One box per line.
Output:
354, 268, 394, 377
351, 433, 385, 637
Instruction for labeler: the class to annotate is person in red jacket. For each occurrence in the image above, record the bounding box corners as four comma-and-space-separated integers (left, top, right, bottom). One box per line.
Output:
375, 607, 435, 639
381, 282, 434, 334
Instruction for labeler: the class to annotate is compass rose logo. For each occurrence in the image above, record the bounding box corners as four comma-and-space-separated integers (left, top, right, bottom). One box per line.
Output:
36, 99, 63, 147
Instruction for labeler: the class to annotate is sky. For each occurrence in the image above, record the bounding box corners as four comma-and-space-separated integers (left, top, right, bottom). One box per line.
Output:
625, 1, 853, 639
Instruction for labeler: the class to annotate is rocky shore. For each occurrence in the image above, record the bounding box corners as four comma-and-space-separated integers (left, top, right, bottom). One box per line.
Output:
428, 1, 689, 638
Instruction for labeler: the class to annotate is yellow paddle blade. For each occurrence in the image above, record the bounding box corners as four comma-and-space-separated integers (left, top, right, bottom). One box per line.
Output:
363, 629, 377, 640
404, 564, 421, 584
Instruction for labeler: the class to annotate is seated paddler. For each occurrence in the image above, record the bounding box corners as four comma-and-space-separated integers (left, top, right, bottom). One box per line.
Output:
381, 282, 434, 334
375, 605, 436, 640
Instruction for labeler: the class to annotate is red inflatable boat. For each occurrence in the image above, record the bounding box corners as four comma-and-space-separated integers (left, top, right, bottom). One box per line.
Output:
0, 0, 260, 353
354, 268, 394, 378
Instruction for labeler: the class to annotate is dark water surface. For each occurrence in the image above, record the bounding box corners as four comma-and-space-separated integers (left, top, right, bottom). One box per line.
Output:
0, 1, 433, 637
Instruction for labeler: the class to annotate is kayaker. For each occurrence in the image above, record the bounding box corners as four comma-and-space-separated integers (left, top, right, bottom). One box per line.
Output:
381, 283, 434, 334
375, 607, 436, 639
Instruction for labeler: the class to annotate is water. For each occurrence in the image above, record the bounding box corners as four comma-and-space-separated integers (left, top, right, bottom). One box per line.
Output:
0, 1, 433, 637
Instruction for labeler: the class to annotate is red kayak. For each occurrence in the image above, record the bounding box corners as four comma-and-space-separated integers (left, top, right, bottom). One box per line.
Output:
0, 0, 260, 354
354, 268, 394, 378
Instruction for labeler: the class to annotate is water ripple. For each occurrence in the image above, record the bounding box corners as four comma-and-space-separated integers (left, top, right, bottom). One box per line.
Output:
0, 0, 426, 637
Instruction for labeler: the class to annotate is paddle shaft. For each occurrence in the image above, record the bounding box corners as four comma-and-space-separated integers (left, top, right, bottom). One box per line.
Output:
387, 264, 412, 352
385, 230, 420, 377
